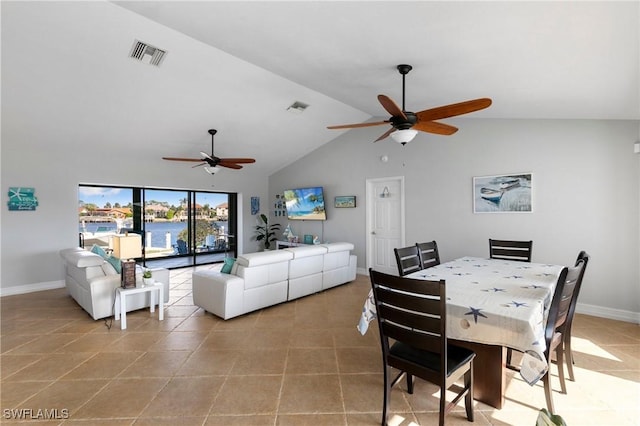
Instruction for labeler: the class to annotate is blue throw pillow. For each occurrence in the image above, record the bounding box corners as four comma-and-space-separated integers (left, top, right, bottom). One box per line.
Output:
220, 257, 236, 274
90, 244, 121, 273
90, 244, 107, 258
105, 255, 122, 274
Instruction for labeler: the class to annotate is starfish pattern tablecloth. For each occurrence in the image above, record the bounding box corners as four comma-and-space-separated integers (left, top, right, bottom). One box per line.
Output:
358, 256, 565, 385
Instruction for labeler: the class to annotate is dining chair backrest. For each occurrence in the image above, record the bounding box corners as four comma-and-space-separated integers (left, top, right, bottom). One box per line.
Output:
563, 251, 590, 381
489, 239, 533, 262
370, 269, 447, 367
565, 251, 589, 331
369, 269, 475, 426
545, 265, 576, 345
416, 240, 441, 269
393, 246, 422, 276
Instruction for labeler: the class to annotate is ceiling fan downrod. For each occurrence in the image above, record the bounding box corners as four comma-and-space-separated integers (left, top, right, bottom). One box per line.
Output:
397, 64, 412, 112
208, 129, 217, 152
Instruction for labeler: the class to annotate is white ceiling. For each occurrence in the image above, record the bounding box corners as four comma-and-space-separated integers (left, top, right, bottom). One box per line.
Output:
114, 1, 639, 120
3, 1, 639, 176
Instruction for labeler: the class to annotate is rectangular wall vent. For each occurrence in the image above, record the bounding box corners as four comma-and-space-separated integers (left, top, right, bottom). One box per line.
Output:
287, 101, 309, 114
129, 40, 167, 67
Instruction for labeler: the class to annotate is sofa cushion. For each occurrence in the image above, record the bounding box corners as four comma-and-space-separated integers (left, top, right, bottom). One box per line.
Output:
60, 248, 104, 268
237, 250, 293, 267
284, 245, 327, 258
321, 242, 354, 253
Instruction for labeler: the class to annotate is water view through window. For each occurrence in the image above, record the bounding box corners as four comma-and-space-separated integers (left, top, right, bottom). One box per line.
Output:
78, 185, 236, 267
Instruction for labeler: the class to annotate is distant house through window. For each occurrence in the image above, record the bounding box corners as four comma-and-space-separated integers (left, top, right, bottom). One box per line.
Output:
78, 185, 237, 268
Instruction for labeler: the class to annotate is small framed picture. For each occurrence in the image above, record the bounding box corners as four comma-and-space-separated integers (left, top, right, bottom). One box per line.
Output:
250, 196, 260, 215
334, 196, 356, 208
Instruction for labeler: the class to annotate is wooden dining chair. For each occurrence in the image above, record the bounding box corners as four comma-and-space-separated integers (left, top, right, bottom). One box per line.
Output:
369, 269, 475, 426
489, 239, 533, 262
393, 246, 422, 276
507, 258, 586, 414
563, 251, 590, 382
415, 240, 441, 269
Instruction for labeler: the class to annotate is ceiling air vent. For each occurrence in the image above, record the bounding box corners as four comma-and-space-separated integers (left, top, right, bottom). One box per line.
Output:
129, 40, 167, 67
287, 101, 309, 114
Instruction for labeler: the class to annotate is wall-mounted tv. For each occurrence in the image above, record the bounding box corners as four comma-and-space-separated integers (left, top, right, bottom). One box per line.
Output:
284, 186, 327, 221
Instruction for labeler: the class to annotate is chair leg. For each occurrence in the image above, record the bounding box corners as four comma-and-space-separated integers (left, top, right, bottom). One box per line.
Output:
439, 387, 446, 426
557, 346, 567, 394
465, 366, 474, 422
543, 372, 555, 415
406, 373, 414, 394
381, 367, 391, 426
565, 338, 576, 381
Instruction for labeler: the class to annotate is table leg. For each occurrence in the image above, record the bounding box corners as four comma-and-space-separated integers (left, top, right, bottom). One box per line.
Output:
451, 339, 505, 409
120, 291, 127, 330
158, 286, 164, 321
114, 289, 121, 320
150, 288, 156, 313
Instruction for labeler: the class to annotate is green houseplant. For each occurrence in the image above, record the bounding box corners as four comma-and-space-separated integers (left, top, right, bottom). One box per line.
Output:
142, 269, 153, 286
254, 213, 280, 250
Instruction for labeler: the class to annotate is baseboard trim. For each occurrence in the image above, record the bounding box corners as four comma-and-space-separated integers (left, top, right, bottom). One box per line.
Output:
576, 302, 640, 324
0, 280, 65, 297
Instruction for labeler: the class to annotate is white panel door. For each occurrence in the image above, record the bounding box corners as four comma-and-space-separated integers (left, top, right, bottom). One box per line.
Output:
366, 177, 404, 275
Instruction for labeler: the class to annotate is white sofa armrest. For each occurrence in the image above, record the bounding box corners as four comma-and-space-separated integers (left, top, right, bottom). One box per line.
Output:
87, 274, 121, 320
60, 248, 104, 267
193, 271, 245, 320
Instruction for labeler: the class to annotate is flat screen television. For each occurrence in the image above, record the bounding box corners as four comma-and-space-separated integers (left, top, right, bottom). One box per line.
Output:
284, 186, 327, 221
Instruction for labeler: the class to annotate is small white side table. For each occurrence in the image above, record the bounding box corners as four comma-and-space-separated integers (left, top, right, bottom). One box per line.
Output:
115, 284, 164, 330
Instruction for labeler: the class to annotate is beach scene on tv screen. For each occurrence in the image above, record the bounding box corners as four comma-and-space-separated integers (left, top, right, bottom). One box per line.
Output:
284, 187, 326, 220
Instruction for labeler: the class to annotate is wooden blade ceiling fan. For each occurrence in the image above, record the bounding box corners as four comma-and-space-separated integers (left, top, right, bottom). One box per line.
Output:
327, 64, 492, 144
162, 129, 255, 173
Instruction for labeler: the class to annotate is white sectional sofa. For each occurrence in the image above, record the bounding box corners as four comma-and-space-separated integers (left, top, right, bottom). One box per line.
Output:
321, 242, 358, 290
193, 242, 357, 320
59, 247, 170, 320
287, 245, 327, 300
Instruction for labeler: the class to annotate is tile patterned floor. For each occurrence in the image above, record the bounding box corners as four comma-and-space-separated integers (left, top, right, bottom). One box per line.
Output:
1, 267, 638, 425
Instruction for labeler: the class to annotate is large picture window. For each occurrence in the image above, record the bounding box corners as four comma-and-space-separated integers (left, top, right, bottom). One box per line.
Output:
78, 185, 236, 268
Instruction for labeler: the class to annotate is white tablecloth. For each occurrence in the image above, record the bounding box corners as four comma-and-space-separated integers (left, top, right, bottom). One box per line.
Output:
359, 256, 565, 385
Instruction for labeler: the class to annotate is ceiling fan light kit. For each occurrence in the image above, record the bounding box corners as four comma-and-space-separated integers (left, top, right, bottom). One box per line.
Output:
391, 129, 418, 145
327, 64, 492, 143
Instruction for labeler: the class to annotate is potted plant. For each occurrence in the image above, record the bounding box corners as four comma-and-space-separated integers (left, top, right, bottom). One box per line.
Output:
142, 269, 154, 286
254, 213, 280, 250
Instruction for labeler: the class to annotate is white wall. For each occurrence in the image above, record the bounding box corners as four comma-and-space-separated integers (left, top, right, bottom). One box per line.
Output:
270, 118, 640, 322
0, 141, 269, 293
0, 1, 274, 294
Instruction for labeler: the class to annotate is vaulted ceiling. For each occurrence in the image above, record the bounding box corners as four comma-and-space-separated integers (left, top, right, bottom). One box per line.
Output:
3, 1, 638, 176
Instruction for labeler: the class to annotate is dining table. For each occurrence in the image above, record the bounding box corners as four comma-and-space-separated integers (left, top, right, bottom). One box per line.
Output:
358, 256, 565, 409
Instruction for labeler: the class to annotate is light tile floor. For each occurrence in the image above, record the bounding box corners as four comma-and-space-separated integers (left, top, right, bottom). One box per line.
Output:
1, 267, 638, 425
